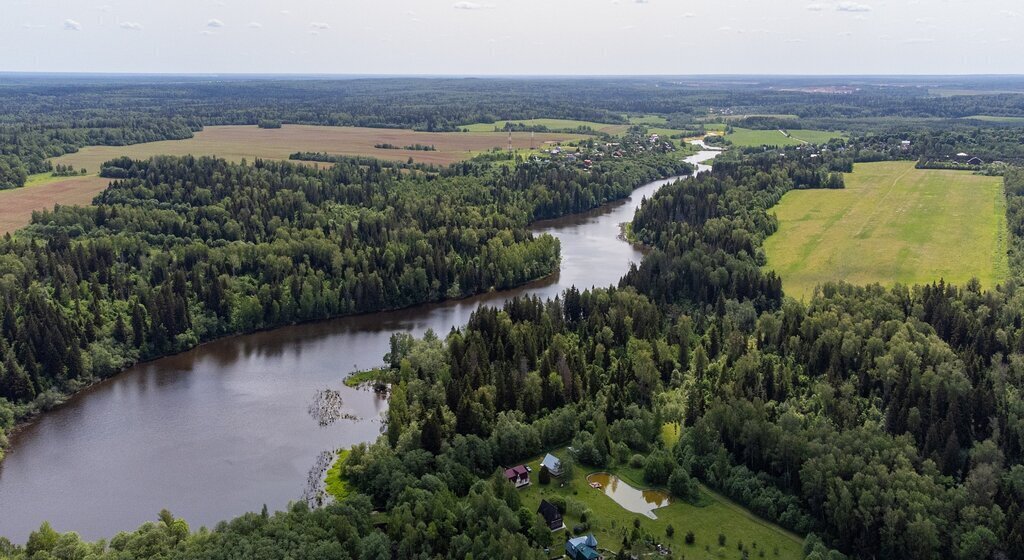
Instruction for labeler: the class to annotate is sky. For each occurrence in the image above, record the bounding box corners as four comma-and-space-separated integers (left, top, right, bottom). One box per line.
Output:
1, 0, 1021, 75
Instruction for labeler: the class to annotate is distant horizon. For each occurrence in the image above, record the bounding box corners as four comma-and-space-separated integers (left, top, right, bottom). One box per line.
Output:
3, 0, 1022, 75
3, 71, 1024, 79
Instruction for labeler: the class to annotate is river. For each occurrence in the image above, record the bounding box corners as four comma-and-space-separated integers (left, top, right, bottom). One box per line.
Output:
0, 146, 719, 543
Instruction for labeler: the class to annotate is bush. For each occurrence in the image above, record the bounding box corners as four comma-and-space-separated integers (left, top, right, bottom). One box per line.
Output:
643, 450, 675, 485
719, 533, 726, 547
539, 465, 551, 484
629, 454, 646, 468
668, 466, 700, 502
685, 531, 696, 545
548, 495, 567, 514
666, 524, 675, 538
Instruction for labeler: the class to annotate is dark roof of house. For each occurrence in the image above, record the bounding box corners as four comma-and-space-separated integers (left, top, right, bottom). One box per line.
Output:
538, 499, 561, 522
504, 465, 528, 479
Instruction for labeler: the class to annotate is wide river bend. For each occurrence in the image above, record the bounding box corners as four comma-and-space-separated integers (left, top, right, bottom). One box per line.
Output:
0, 147, 719, 542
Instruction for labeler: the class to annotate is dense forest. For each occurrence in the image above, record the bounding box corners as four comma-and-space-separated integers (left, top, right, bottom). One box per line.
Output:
0, 146, 691, 466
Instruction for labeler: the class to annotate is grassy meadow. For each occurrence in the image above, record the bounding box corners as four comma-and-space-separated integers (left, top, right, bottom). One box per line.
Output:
963, 115, 1024, 124
515, 448, 803, 560
765, 161, 1008, 299
726, 128, 844, 147
461, 118, 631, 135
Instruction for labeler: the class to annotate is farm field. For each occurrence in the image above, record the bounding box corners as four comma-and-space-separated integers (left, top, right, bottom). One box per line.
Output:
963, 115, 1024, 123
516, 449, 803, 560
51, 124, 586, 173
626, 115, 669, 125
764, 161, 1007, 299
461, 118, 630, 134
0, 175, 110, 234
726, 127, 844, 147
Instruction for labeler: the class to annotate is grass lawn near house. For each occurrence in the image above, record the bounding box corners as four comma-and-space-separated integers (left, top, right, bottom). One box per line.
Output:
515, 448, 804, 560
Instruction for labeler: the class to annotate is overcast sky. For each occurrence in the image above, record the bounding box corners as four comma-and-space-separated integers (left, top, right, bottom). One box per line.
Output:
1, 0, 1020, 75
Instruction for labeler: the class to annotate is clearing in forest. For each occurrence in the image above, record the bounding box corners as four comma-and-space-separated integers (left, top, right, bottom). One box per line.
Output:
50, 124, 586, 174
726, 127, 844, 147
0, 175, 111, 235
516, 448, 804, 560
764, 161, 1008, 299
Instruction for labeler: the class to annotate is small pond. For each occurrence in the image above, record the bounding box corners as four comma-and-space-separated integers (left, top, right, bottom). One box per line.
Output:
586, 472, 671, 519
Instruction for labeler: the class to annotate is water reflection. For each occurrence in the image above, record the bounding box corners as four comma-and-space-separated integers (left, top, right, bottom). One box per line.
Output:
586, 472, 672, 519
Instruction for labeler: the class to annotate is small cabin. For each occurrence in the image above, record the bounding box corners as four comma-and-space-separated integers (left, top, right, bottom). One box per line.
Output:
537, 499, 564, 531
504, 465, 530, 488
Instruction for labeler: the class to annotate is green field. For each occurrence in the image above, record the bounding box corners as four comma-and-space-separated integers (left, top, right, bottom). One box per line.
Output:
727, 128, 844, 147
765, 161, 1008, 299
626, 115, 669, 126
461, 118, 630, 134
963, 115, 1024, 123
517, 449, 803, 560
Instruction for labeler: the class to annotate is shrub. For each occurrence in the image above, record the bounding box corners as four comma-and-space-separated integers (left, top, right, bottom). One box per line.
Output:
668, 466, 700, 502
685, 531, 696, 545
718, 533, 726, 547
629, 454, 646, 468
539, 465, 551, 485
666, 524, 675, 538
548, 495, 567, 514
643, 450, 675, 485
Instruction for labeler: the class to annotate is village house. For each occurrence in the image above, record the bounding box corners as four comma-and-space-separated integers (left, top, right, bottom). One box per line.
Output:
566, 534, 602, 560
503, 465, 530, 488
537, 499, 564, 531
540, 453, 563, 477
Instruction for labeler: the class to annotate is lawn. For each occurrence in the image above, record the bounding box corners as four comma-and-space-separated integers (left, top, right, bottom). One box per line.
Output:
726, 128, 843, 147
764, 161, 1008, 300
51, 124, 585, 173
461, 119, 630, 135
516, 449, 804, 560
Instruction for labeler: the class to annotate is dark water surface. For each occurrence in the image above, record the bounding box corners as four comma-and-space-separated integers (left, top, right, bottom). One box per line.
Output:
0, 148, 719, 542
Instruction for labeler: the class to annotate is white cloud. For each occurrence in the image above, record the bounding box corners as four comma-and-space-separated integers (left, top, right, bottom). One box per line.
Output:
453, 2, 484, 9
63, 19, 82, 31
681, 12, 695, 18
837, 2, 871, 12
806, 4, 823, 11
95, 5, 111, 12
119, 21, 143, 31
310, 22, 330, 30
280, 10, 291, 15
206, 18, 225, 28
247, 22, 263, 28
21, 23, 46, 29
